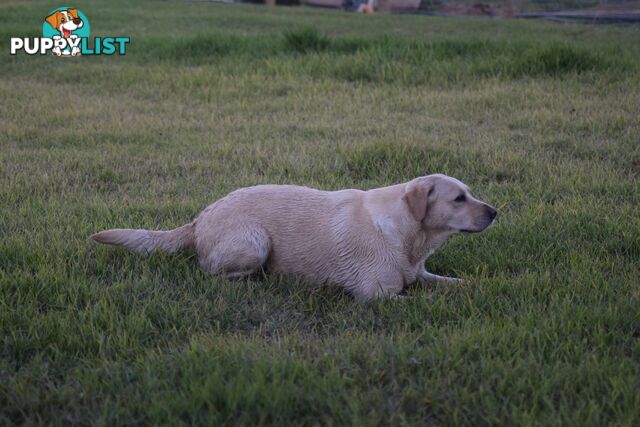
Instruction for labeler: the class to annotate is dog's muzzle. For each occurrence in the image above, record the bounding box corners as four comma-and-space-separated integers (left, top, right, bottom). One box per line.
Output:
460, 205, 497, 233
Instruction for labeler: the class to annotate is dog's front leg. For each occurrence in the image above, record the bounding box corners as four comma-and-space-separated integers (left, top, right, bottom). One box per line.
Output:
52, 35, 62, 56
69, 35, 81, 56
417, 267, 462, 284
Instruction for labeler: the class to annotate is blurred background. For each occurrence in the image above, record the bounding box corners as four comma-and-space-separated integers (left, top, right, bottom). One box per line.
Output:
235, 0, 640, 22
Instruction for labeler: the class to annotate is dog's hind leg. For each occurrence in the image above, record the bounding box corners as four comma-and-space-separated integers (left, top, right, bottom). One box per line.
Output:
198, 226, 271, 279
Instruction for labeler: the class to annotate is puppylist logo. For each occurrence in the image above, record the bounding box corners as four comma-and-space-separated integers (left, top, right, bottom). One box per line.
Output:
10, 7, 130, 57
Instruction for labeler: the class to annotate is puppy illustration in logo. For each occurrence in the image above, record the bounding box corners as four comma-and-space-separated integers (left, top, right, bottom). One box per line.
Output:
45, 8, 83, 56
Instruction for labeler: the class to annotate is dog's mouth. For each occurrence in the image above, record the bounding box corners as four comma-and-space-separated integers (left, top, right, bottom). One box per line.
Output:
459, 217, 496, 234
62, 28, 71, 38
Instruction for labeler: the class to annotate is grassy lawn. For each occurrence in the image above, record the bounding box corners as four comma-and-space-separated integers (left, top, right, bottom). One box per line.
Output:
1, 0, 639, 424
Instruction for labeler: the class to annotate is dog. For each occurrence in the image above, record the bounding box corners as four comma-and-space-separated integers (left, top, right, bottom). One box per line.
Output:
45, 8, 83, 56
91, 174, 497, 300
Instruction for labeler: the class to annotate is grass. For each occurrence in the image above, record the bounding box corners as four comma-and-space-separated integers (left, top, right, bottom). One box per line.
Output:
1, 0, 639, 425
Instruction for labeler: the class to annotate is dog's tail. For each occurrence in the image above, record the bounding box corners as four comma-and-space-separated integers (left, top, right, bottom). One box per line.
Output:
90, 222, 195, 255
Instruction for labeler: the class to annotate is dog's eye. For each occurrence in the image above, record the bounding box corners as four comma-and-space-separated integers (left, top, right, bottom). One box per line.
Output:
454, 194, 466, 203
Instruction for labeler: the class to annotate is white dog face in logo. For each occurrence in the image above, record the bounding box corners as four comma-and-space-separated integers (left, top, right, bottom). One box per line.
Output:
45, 8, 84, 56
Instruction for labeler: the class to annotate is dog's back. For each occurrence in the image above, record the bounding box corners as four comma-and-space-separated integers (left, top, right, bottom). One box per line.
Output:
194, 185, 374, 284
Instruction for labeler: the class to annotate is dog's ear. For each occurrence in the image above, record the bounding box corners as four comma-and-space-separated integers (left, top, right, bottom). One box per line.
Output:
67, 8, 79, 19
403, 179, 435, 222
45, 11, 62, 30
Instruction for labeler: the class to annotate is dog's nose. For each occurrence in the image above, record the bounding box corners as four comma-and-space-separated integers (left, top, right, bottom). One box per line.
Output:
73, 18, 81, 25
487, 207, 497, 221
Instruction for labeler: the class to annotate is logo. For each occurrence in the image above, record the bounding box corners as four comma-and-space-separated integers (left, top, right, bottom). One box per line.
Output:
10, 7, 130, 57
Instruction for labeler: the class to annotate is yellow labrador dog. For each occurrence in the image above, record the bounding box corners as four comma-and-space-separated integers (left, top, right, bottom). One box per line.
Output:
91, 174, 496, 300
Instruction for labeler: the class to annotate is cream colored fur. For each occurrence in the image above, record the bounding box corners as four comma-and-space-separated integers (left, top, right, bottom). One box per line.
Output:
91, 174, 496, 300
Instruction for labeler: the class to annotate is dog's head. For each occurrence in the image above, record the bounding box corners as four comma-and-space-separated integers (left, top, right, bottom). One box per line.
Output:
45, 8, 83, 37
403, 174, 497, 234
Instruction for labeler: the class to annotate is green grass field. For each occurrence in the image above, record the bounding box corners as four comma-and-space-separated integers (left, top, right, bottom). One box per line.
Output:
1, 0, 639, 425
